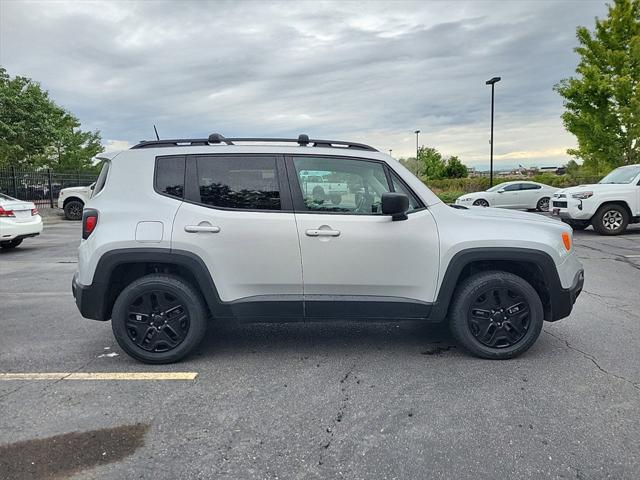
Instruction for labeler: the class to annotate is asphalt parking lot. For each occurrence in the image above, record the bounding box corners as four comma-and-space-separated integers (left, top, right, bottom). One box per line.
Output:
1, 216, 639, 479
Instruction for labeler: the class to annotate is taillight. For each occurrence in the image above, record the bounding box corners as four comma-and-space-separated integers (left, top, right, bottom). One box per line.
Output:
31, 207, 38, 216
0, 206, 15, 217
82, 209, 98, 239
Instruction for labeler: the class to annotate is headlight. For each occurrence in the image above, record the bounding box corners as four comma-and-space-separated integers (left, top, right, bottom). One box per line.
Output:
571, 191, 593, 200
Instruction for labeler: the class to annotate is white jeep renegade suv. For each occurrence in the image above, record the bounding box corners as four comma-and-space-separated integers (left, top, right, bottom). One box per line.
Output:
551, 164, 640, 235
72, 134, 584, 364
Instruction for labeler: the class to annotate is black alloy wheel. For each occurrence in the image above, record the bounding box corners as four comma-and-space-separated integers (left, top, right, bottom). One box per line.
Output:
468, 286, 530, 348
126, 290, 190, 352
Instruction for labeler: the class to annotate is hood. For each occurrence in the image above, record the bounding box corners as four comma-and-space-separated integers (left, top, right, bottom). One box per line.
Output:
61, 185, 92, 193
558, 183, 630, 195
453, 205, 558, 225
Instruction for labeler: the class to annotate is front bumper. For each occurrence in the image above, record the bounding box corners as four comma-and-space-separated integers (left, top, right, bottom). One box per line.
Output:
72, 272, 108, 321
549, 269, 584, 321
551, 197, 594, 221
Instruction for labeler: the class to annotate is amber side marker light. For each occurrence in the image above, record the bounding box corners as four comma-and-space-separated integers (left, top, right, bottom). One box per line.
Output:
562, 232, 572, 251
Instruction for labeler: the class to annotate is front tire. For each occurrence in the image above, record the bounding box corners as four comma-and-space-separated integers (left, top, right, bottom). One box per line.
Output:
449, 271, 544, 359
536, 197, 550, 212
64, 200, 84, 220
111, 274, 208, 364
592, 204, 629, 235
0, 238, 23, 249
473, 199, 489, 207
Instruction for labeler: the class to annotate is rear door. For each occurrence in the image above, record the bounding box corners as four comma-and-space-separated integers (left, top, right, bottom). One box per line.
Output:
518, 183, 542, 209
170, 154, 303, 318
288, 155, 440, 319
497, 183, 521, 208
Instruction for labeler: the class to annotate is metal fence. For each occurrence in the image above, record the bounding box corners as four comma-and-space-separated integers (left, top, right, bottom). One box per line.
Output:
0, 166, 98, 208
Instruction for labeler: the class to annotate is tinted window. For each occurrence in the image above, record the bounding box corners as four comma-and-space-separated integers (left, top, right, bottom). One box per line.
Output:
390, 172, 421, 212
155, 156, 185, 198
520, 183, 541, 190
293, 156, 390, 214
93, 161, 110, 197
503, 183, 520, 192
196, 156, 280, 210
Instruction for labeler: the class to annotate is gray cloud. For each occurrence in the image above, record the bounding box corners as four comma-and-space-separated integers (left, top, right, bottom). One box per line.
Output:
0, 0, 607, 168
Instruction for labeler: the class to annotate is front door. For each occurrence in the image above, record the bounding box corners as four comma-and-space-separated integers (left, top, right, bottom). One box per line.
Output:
288, 155, 440, 319
171, 154, 303, 318
496, 183, 521, 208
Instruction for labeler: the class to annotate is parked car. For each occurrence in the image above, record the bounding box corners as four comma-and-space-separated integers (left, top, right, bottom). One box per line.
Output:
0, 193, 43, 249
58, 183, 94, 220
72, 134, 583, 364
455, 181, 558, 211
552, 164, 640, 235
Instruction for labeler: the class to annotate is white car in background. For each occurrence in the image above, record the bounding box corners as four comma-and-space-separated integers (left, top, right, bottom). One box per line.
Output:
0, 193, 43, 249
455, 181, 559, 212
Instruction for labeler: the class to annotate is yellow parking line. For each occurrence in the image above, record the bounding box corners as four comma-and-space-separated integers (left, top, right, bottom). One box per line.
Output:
0, 372, 198, 381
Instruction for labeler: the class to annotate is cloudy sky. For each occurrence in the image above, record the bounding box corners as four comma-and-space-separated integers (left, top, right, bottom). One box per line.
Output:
1, 0, 607, 169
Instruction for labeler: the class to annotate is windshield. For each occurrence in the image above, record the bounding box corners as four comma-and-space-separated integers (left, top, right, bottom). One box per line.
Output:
487, 182, 509, 192
599, 165, 640, 184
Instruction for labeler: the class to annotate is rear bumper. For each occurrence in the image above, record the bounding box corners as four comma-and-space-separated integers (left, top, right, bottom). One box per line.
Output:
0, 216, 43, 241
549, 269, 584, 321
72, 272, 108, 321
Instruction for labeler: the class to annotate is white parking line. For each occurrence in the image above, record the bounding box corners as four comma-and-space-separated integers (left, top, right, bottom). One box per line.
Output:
0, 372, 198, 380
623, 254, 640, 258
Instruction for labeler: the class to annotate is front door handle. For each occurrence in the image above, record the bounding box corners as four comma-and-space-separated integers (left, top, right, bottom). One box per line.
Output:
306, 229, 340, 237
184, 225, 221, 233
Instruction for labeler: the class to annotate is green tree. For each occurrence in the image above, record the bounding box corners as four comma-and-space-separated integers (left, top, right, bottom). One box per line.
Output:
0, 67, 102, 169
418, 146, 446, 179
554, 0, 640, 172
443, 155, 468, 178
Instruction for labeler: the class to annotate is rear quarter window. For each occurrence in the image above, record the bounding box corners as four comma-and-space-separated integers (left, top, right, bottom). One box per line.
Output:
155, 156, 185, 199
92, 161, 110, 197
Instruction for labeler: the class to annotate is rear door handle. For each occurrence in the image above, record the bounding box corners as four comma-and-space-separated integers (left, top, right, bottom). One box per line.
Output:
184, 225, 221, 233
306, 229, 340, 237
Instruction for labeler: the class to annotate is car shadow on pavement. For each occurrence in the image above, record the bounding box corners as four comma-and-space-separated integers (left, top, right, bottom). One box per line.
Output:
194, 320, 456, 358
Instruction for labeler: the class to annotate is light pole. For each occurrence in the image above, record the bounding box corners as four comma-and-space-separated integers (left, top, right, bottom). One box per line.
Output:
388, 149, 393, 157
414, 130, 420, 160
485, 77, 501, 187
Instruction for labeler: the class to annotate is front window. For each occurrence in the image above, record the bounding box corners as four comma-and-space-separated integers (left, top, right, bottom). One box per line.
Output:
293, 157, 390, 214
599, 165, 640, 184
487, 182, 509, 192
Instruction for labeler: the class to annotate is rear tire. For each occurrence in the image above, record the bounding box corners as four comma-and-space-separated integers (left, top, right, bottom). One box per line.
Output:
111, 274, 208, 364
64, 200, 84, 221
449, 271, 544, 359
592, 204, 628, 236
536, 197, 550, 212
0, 238, 23, 249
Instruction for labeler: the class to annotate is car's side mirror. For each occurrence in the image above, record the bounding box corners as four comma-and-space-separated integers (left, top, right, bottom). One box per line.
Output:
497, 189, 505, 193
381, 192, 409, 221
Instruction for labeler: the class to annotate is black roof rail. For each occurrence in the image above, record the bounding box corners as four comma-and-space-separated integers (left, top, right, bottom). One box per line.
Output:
130, 133, 378, 151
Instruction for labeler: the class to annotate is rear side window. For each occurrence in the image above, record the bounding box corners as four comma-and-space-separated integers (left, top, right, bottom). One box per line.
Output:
155, 156, 185, 198
196, 156, 280, 210
521, 183, 541, 190
92, 161, 110, 197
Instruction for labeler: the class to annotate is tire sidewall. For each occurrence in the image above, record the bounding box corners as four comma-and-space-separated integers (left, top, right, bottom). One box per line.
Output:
111, 275, 207, 364
450, 272, 544, 359
537, 197, 550, 212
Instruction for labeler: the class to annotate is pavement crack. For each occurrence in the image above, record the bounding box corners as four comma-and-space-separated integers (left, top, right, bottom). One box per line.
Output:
544, 330, 639, 391
581, 290, 640, 319
318, 362, 356, 466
